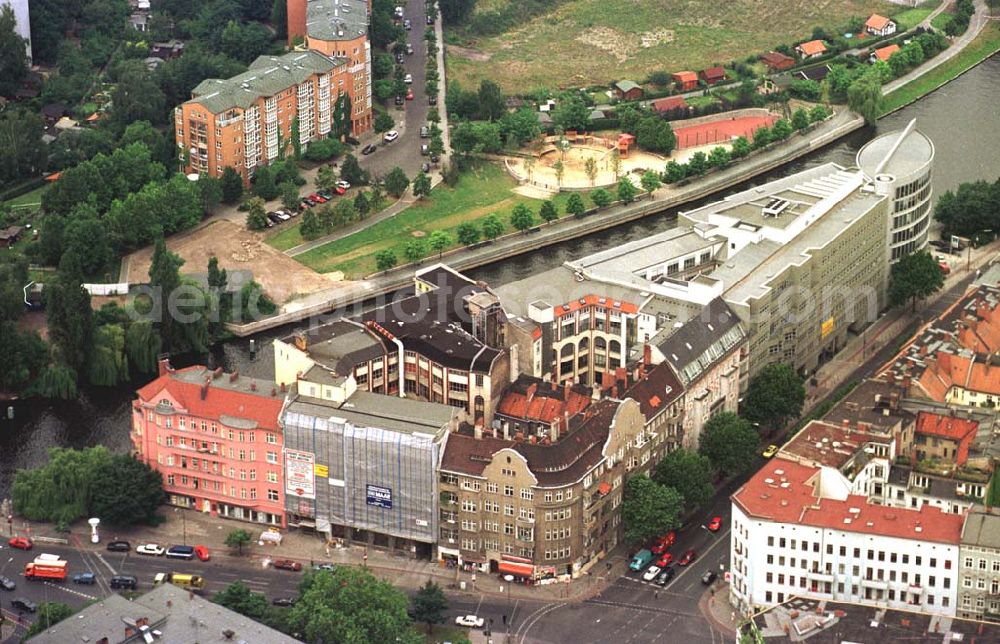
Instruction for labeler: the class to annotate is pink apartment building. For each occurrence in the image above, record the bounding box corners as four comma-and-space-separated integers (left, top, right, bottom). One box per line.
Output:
132, 360, 287, 527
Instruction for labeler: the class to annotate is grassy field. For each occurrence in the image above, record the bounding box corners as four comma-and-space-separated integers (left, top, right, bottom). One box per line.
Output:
881, 22, 1000, 115
445, 0, 907, 93
892, 1, 941, 30
931, 11, 954, 31
289, 163, 589, 277
414, 624, 471, 643
2, 184, 49, 212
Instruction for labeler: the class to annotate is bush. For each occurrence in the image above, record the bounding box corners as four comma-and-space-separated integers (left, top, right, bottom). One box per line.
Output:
303, 137, 345, 162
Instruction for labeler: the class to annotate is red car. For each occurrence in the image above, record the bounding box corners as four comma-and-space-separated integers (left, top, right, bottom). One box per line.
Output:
194, 545, 210, 561
656, 553, 674, 568
650, 531, 676, 555
707, 516, 723, 532
8, 537, 32, 550
334, 185, 347, 195
405, 88, 414, 100
678, 549, 697, 566
309, 193, 327, 203
272, 559, 302, 572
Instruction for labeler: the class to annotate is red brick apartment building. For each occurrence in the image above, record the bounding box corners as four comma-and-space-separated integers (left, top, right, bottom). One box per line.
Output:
132, 360, 287, 527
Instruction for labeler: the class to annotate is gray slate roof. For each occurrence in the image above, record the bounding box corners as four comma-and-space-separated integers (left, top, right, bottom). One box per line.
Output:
306, 0, 369, 42
961, 506, 1000, 549
657, 297, 745, 385
190, 50, 345, 114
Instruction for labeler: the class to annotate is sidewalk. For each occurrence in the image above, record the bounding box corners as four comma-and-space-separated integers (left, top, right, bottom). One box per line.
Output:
699, 583, 741, 638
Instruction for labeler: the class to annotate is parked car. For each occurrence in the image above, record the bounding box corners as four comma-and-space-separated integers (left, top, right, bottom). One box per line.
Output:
395, 52, 404, 64
421, 162, 431, 173
394, 95, 404, 105
11, 598, 37, 613
0, 576, 15, 591
420, 125, 430, 138
303, 195, 319, 206
707, 516, 723, 532
651, 531, 676, 555
655, 567, 676, 586
420, 144, 429, 156
309, 193, 327, 204
194, 545, 210, 561
455, 615, 484, 628
166, 545, 195, 560
272, 559, 302, 572
405, 88, 414, 100
136, 543, 165, 556
336, 180, 351, 190
428, 95, 437, 106
642, 565, 662, 582
383, 130, 399, 143
272, 597, 297, 607
426, 14, 433, 25
317, 190, 334, 200
394, 6, 403, 18
430, 153, 440, 163
629, 549, 654, 571
333, 185, 347, 195
106, 541, 130, 552
73, 572, 96, 585
701, 570, 717, 585
403, 73, 413, 84
275, 209, 293, 220
403, 18, 412, 30
405, 43, 413, 55
8, 537, 32, 550
362, 143, 378, 155
656, 553, 673, 568
267, 212, 283, 225
313, 563, 335, 572
762, 444, 779, 458
110, 575, 138, 590
678, 549, 697, 566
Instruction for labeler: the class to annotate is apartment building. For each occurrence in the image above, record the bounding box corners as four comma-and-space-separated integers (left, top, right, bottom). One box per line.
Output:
280, 378, 457, 558
438, 394, 676, 579
274, 266, 509, 424
177, 50, 354, 183
958, 506, 1000, 621
494, 375, 594, 439
287, 0, 373, 133
132, 360, 287, 527
730, 457, 963, 617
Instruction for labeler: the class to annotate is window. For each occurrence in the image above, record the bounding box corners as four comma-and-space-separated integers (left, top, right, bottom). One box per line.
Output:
487, 482, 498, 494
266, 433, 277, 444
267, 489, 279, 501
267, 471, 278, 483
521, 488, 534, 501
504, 485, 514, 497
266, 451, 278, 464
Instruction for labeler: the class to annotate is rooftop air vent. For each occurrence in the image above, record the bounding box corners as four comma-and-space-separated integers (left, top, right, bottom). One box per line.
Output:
762, 197, 791, 218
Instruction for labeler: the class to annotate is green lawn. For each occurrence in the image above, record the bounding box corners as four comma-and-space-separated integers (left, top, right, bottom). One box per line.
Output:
892, 1, 941, 30
290, 162, 591, 277
415, 624, 470, 644
687, 95, 722, 108
3, 184, 49, 211
881, 22, 1000, 115
930, 12, 953, 31
446, 0, 910, 93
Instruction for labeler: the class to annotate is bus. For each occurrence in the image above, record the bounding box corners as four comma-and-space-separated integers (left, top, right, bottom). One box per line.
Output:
153, 572, 205, 590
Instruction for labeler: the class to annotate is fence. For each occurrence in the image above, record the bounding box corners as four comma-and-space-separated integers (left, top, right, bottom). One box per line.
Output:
83, 282, 129, 296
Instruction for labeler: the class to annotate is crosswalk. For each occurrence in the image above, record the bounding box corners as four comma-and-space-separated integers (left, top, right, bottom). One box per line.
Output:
42, 580, 99, 601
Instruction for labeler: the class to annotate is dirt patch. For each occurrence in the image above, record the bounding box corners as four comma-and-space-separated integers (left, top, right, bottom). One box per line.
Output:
576, 27, 632, 62
447, 44, 492, 61
125, 220, 348, 306
640, 29, 675, 48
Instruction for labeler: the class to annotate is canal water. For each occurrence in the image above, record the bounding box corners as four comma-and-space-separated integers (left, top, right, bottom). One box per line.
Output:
2, 56, 999, 496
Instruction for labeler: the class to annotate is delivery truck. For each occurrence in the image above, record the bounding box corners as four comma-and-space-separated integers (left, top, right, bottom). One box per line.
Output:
153, 572, 205, 590
24, 556, 68, 581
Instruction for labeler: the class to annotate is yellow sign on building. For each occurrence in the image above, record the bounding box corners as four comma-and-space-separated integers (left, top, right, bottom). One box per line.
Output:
314, 464, 329, 478
821, 318, 835, 339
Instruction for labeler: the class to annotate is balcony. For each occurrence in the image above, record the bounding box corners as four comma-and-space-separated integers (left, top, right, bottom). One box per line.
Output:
807, 569, 835, 583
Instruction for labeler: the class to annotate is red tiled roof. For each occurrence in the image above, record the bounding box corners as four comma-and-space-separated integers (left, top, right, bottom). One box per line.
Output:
915, 411, 978, 442
733, 458, 963, 544
651, 96, 688, 112
796, 40, 827, 56
866, 14, 893, 31
553, 294, 639, 318
672, 71, 697, 83
496, 377, 592, 424
136, 366, 284, 430
700, 66, 726, 81
873, 44, 900, 62
918, 350, 1000, 399
760, 51, 795, 69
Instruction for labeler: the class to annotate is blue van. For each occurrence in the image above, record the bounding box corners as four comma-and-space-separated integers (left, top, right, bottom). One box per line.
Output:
165, 545, 195, 560
629, 549, 654, 571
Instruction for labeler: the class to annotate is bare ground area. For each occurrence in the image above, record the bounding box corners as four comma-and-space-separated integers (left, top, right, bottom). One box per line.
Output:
125, 220, 347, 305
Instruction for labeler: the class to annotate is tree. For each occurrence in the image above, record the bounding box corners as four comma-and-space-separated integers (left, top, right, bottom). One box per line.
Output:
687, 151, 709, 175
375, 112, 395, 133
0, 109, 48, 186
339, 153, 367, 186
663, 160, 687, 183
456, 222, 481, 246
245, 196, 269, 231
698, 412, 758, 476
584, 156, 598, 186
11, 447, 112, 524
742, 363, 806, 430
315, 164, 337, 192
847, 68, 884, 126
809, 105, 830, 123
280, 182, 300, 211
197, 175, 224, 214
477, 79, 505, 121
125, 321, 162, 375
510, 203, 535, 232
29, 361, 78, 400
411, 580, 448, 633
354, 191, 371, 219
499, 107, 541, 146
618, 105, 642, 135
617, 178, 637, 204
771, 118, 793, 141
609, 148, 623, 180
889, 250, 946, 312
562, 193, 585, 219
89, 455, 164, 525
108, 60, 166, 133
539, 200, 558, 223
482, 214, 504, 240
271, 0, 288, 39
215, 580, 269, 620
221, 167, 244, 203
707, 146, 731, 168
148, 237, 184, 352
225, 528, 253, 555
653, 449, 714, 513
404, 239, 426, 262
552, 98, 591, 132
384, 167, 410, 198
88, 323, 129, 387
60, 215, 115, 280
640, 171, 661, 195
412, 172, 432, 199
300, 209, 322, 240
287, 566, 418, 644
45, 276, 93, 373
933, 179, 999, 238
252, 165, 279, 200
375, 249, 398, 273
0, 5, 29, 97
621, 475, 683, 545
24, 602, 75, 638
428, 230, 452, 258
591, 188, 612, 208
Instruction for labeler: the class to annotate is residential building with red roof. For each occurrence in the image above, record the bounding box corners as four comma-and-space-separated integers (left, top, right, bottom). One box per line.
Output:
865, 14, 897, 37
133, 360, 288, 527
494, 375, 594, 439
730, 457, 963, 617
650, 95, 688, 114
699, 66, 727, 85
795, 39, 828, 59
760, 51, 795, 71
672, 71, 698, 91
871, 43, 901, 63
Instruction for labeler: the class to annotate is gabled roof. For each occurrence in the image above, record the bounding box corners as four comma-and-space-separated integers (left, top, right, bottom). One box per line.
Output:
796, 40, 827, 56
614, 80, 641, 93
651, 96, 688, 112
624, 362, 684, 422
658, 298, 744, 386
496, 375, 592, 425
873, 44, 900, 62
760, 51, 795, 68
699, 66, 726, 81
915, 411, 978, 442
865, 14, 894, 31
672, 71, 698, 83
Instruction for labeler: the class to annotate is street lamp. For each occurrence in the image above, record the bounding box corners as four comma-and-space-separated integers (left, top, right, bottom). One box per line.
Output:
503, 573, 514, 644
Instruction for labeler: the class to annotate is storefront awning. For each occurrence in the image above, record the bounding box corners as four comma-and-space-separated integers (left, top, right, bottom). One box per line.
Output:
498, 561, 534, 577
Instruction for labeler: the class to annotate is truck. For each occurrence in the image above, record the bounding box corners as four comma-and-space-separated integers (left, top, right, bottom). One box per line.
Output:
629, 549, 654, 572
24, 556, 68, 581
153, 572, 205, 590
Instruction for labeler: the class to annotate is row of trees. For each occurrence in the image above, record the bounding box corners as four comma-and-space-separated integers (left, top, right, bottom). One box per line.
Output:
934, 175, 1000, 240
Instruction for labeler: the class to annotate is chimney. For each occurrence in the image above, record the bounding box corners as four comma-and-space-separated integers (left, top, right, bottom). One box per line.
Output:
529, 435, 537, 444
527, 382, 537, 400
643, 343, 652, 368
564, 383, 571, 400
212, 367, 224, 379
157, 357, 172, 377
591, 382, 602, 401
229, 370, 239, 382
293, 334, 308, 351
474, 422, 483, 440
271, 387, 277, 396
601, 370, 614, 392
549, 417, 560, 442
515, 431, 524, 442
201, 381, 209, 400
280, 382, 287, 392
842, 419, 850, 428
502, 421, 510, 440
250, 381, 257, 391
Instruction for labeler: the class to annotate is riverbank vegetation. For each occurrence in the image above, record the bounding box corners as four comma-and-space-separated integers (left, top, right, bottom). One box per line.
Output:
934, 174, 1000, 242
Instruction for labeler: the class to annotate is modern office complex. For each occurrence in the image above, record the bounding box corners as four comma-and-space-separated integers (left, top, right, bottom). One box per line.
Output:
857, 120, 935, 262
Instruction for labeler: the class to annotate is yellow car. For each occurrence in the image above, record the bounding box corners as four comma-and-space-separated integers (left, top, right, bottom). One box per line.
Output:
762, 444, 779, 458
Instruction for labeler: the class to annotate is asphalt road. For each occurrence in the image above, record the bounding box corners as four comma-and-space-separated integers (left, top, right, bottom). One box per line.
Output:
357, 0, 434, 179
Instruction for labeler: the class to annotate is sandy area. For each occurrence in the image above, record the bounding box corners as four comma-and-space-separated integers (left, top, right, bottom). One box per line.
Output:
125, 220, 345, 305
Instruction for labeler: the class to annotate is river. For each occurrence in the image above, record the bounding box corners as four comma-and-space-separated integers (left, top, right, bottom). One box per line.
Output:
2, 56, 999, 496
